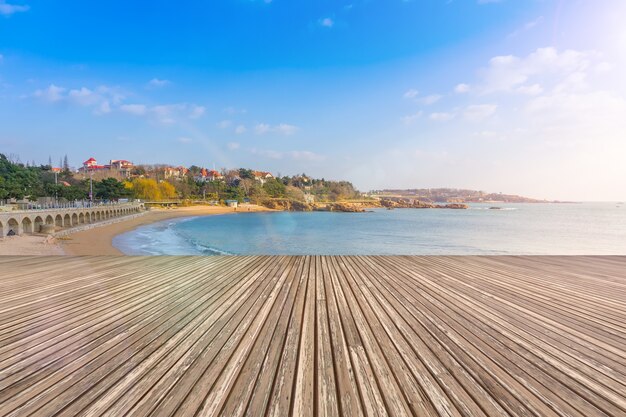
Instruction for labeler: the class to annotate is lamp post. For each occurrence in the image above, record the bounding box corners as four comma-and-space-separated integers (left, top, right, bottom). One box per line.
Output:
89, 171, 93, 206
54, 170, 58, 207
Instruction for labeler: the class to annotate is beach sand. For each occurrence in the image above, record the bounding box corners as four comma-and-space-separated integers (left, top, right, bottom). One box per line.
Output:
0, 235, 65, 255
0, 204, 271, 256
62, 204, 272, 255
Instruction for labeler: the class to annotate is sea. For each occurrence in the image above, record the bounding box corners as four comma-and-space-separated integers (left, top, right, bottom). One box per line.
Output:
112, 203, 626, 256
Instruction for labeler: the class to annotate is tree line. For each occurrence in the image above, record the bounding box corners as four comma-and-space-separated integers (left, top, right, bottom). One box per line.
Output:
1, 154, 361, 204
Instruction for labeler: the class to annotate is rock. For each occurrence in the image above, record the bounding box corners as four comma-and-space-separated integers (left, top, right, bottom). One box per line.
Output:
437, 203, 469, 209
328, 203, 366, 212
261, 199, 313, 212
380, 199, 467, 209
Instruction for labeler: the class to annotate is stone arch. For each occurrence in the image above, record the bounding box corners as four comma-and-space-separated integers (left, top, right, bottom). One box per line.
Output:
96, 211, 101, 221
45, 215, 54, 226
22, 217, 33, 234
34, 216, 44, 233
91, 211, 96, 222
79, 213, 85, 224
85, 212, 91, 223
64, 214, 72, 227
72, 213, 78, 226
0, 220, 4, 238
55, 214, 63, 228
7, 218, 20, 235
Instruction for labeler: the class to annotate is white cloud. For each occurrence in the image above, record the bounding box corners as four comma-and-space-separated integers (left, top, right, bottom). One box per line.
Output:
275, 123, 299, 135
235, 125, 247, 134
419, 94, 443, 105
227, 142, 240, 150
151, 104, 182, 124
516, 83, 543, 95
177, 137, 192, 144
525, 91, 626, 130
33, 84, 66, 102
120, 104, 148, 116
97, 101, 111, 115
463, 104, 497, 122
429, 112, 455, 122
255, 123, 271, 135
401, 111, 423, 125
33, 84, 125, 115
508, 16, 544, 38
403, 89, 441, 104
595, 62, 613, 73
255, 123, 299, 135
31, 82, 206, 124
224, 106, 247, 115
455, 83, 470, 93
320, 17, 334, 28
0, 1, 30, 16
403, 89, 419, 99
148, 78, 170, 88
479, 47, 591, 94
217, 120, 232, 129
189, 105, 205, 119
68, 87, 101, 106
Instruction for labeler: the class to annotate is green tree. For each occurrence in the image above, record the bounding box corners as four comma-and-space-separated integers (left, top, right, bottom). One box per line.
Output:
262, 178, 286, 198
238, 168, 254, 180
95, 178, 130, 201
0, 153, 43, 200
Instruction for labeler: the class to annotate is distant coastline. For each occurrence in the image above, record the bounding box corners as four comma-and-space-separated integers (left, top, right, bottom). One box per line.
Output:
368, 188, 570, 204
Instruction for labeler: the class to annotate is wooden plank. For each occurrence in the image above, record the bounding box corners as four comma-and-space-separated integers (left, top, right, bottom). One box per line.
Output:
0, 255, 624, 417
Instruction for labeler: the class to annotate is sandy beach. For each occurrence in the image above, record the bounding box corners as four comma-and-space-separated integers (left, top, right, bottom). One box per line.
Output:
0, 235, 66, 255
0, 204, 271, 256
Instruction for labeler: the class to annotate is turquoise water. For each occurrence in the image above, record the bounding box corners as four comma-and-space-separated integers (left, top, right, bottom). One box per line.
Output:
113, 203, 626, 255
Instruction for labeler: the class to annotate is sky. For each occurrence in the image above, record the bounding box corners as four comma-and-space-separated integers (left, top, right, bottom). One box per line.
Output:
1, 0, 625, 201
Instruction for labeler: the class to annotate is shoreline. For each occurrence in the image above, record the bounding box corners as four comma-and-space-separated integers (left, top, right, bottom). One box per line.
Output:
0, 204, 272, 256
62, 204, 272, 255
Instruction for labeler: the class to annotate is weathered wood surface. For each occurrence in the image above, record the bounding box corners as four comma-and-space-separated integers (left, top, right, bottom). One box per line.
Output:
0, 256, 624, 416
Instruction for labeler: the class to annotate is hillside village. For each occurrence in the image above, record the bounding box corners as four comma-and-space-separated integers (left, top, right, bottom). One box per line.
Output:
0, 154, 362, 210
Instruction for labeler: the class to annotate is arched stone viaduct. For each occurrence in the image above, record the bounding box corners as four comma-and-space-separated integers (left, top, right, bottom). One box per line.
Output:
0, 204, 143, 237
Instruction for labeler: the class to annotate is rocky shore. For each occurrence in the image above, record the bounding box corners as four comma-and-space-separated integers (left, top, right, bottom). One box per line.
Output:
380, 199, 468, 209
261, 198, 468, 212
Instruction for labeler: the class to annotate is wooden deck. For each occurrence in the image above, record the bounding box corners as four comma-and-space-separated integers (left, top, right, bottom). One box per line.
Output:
0, 256, 625, 417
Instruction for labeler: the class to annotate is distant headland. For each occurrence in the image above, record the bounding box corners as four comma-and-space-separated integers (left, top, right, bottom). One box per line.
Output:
369, 188, 568, 204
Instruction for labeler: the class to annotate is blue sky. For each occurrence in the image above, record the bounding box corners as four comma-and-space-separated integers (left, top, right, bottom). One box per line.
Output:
1, 0, 625, 200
